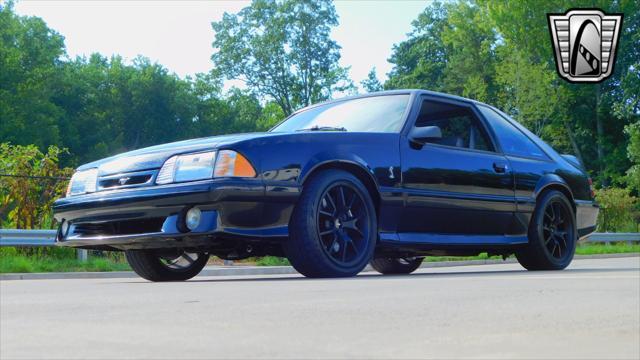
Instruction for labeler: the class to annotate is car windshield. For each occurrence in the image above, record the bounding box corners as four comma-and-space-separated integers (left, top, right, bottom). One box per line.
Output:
270, 94, 410, 133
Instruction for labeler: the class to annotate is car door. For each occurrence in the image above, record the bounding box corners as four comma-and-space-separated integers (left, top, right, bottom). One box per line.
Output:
399, 96, 517, 236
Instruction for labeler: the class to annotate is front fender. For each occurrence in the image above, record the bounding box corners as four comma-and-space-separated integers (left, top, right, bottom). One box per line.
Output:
299, 151, 377, 186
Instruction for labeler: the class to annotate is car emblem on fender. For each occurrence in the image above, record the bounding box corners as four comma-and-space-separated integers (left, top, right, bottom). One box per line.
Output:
547, 9, 623, 83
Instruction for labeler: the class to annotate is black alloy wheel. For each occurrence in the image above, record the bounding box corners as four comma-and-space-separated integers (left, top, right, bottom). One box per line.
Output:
317, 182, 371, 266
370, 256, 424, 275
125, 249, 209, 281
516, 190, 577, 271
285, 169, 377, 278
542, 199, 571, 260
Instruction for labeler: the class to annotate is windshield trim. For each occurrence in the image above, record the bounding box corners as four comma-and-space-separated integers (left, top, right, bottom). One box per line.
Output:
268, 92, 415, 133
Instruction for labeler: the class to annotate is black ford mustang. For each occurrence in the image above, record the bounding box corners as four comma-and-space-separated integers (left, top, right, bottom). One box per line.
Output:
54, 90, 599, 281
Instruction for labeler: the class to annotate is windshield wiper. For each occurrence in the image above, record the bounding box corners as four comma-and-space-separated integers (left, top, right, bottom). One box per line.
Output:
297, 125, 347, 132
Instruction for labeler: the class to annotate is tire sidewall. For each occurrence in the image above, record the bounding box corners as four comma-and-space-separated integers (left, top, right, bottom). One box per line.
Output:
530, 191, 577, 269
126, 250, 209, 281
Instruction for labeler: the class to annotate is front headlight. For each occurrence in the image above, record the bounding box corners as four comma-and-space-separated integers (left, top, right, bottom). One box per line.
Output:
66, 168, 98, 196
156, 150, 256, 185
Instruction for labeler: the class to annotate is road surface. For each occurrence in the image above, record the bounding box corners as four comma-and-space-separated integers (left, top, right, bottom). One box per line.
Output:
1, 257, 639, 359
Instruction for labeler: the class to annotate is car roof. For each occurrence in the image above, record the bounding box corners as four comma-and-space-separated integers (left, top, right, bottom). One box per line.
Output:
291, 89, 484, 115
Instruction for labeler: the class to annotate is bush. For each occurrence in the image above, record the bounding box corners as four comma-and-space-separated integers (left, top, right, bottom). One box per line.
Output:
595, 188, 639, 232
0, 143, 72, 229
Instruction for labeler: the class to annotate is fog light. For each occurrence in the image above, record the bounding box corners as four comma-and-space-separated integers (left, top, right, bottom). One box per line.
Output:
60, 220, 70, 236
185, 207, 202, 231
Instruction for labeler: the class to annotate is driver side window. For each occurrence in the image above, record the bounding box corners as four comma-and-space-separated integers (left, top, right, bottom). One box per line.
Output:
415, 100, 493, 152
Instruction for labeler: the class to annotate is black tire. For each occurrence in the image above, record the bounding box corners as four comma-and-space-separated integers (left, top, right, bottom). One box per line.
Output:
516, 190, 577, 271
125, 249, 209, 281
370, 257, 423, 275
284, 169, 377, 278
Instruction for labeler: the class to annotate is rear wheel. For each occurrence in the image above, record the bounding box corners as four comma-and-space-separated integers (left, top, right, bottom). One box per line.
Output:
370, 257, 423, 275
125, 249, 209, 281
285, 169, 377, 278
516, 190, 576, 271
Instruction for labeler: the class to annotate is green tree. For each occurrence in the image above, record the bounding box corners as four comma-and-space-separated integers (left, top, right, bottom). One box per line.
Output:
387, 0, 639, 187
626, 122, 640, 192
385, 1, 449, 91
0, 1, 65, 149
211, 0, 352, 115
256, 101, 286, 131
361, 67, 383, 93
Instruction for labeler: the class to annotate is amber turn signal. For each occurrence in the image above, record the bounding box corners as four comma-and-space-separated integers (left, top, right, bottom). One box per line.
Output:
214, 150, 256, 178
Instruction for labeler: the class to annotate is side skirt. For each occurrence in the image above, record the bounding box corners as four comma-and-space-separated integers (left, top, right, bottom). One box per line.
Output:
379, 232, 528, 247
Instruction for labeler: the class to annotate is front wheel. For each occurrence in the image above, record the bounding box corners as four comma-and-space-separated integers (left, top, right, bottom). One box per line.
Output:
125, 249, 209, 281
370, 257, 423, 275
284, 169, 377, 278
516, 190, 577, 271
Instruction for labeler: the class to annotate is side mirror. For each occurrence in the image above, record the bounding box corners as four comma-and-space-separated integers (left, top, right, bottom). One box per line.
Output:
409, 125, 442, 145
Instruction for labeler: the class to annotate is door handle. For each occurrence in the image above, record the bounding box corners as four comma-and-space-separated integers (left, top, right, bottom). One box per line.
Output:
493, 162, 508, 173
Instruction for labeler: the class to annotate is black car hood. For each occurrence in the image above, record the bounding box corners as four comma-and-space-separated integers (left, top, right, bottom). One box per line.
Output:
78, 133, 272, 176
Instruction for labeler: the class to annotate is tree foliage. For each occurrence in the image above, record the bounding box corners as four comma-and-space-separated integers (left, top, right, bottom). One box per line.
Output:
211, 0, 352, 115
361, 68, 383, 93
0, 144, 72, 229
1, 0, 639, 210
386, 0, 640, 188
0, 2, 285, 168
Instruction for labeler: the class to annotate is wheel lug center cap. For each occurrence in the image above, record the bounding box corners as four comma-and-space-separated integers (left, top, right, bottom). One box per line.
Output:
334, 219, 342, 229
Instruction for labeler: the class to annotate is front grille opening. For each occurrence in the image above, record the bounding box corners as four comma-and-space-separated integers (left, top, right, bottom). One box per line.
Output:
73, 218, 165, 237
99, 173, 153, 190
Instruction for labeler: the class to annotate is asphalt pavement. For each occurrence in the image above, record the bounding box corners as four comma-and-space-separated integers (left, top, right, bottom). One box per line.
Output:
1, 257, 639, 359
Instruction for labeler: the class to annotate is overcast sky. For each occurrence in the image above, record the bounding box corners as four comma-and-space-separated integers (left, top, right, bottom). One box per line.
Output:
14, 0, 430, 90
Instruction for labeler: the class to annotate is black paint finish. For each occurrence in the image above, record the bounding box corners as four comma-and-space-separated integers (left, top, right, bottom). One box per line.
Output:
53, 90, 599, 257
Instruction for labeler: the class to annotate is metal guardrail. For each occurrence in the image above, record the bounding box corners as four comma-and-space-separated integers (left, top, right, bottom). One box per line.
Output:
0, 229, 57, 246
0, 229, 87, 261
0, 229, 637, 264
587, 232, 640, 243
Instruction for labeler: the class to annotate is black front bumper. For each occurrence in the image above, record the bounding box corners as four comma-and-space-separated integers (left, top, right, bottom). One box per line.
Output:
53, 179, 298, 250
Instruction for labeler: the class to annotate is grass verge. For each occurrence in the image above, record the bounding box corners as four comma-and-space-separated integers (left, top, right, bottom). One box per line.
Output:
0, 255, 130, 273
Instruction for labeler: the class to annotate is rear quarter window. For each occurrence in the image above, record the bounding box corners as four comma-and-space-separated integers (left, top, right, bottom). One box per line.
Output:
477, 105, 549, 160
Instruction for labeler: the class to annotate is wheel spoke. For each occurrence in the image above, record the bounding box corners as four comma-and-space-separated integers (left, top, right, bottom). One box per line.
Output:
341, 236, 348, 262
341, 217, 359, 230
557, 244, 562, 258
348, 193, 356, 210
556, 231, 568, 247
182, 253, 195, 265
319, 209, 333, 217
325, 193, 337, 213
553, 203, 563, 225
347, 238, 359, 257
544, 235, 553, 245
320, 229, 335, 236
338, 186, 347, 208
327, 234, 338, 253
